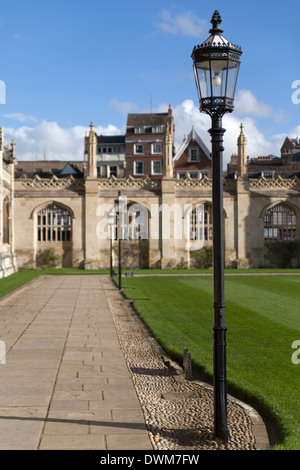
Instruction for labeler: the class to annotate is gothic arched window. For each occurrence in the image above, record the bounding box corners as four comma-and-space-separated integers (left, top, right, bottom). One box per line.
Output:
37, 204, 72, 242
189, 204, 212, 242
127, 204, 148, 240
264, 204, 296, 241
2, 197, 10, 244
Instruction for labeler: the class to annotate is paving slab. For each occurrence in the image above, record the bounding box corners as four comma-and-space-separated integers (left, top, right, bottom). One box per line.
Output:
0, 275, 153, 450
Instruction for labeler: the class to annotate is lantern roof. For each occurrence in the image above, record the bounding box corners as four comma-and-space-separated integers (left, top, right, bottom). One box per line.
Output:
192, 11, 242, 55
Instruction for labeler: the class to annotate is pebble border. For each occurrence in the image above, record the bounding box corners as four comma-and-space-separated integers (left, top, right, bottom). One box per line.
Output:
103, 278, 270, 451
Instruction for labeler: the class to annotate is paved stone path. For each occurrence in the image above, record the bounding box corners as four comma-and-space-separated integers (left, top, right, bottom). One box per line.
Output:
0, 275, 152, 450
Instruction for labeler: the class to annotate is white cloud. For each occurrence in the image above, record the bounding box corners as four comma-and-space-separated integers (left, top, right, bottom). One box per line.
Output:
157, 10, 209, 38
222, 115, 279, 159
289, 124, 300, 139
5, 121, 123, 161
5, 93, 291, 168
235, 89, 285, 122
171, 99, 287, 166
3, 112, 38, 123
108, 99, 138, 115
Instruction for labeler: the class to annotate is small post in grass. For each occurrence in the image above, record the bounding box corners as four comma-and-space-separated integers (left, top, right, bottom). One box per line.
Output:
183, 348, 192, 379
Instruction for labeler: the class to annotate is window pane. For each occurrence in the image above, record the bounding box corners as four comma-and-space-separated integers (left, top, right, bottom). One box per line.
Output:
37, 205, 72, 243
135, 144, 143, 154
189, 205, 212, 242
152, 144, 161, 154
264, 204, 296, 241
134, 161, 144, 175
152, 160, 162, 174
190, 149, 198, 161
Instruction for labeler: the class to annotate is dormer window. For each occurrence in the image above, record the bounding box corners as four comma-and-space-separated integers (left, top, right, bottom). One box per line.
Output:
134, 126, 145, 134
189, 148, 199, 162
152, 125, 163, 133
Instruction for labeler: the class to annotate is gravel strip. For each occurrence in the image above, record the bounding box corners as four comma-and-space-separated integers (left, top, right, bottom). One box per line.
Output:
104, 280, 257, 451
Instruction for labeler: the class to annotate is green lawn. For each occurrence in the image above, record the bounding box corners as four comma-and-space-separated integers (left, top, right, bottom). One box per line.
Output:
120, 274, 300, 450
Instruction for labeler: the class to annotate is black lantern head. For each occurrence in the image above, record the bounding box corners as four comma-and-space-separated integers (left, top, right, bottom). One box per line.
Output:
191, 11, 242, 116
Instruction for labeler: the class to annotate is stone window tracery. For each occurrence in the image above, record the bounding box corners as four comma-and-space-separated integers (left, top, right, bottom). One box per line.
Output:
37, 204, 72, 242
2, 197, 10, 244
189, 204, 212, 241
264, 204, 296, 241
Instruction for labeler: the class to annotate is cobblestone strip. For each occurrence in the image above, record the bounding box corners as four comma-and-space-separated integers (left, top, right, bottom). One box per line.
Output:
102, 278, 268, 451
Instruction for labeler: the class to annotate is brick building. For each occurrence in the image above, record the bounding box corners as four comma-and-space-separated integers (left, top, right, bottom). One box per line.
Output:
173, 127, 211, 180
125, 105, 174, 179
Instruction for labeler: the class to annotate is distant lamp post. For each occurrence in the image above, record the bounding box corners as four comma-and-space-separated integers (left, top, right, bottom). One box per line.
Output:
114, 191, 126, 290
191, 10, 242, 443
108, 212, 116, 278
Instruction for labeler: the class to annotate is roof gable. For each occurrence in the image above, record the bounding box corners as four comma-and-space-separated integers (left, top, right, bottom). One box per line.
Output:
60, 163, 79, 176
173, 128, 211, 161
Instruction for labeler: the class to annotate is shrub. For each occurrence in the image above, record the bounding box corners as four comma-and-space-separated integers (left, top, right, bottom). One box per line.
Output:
120, 240, 149, 269
190, 246, 213, 268
265, 241, 300, 268
36, 248, 61, 268
176, 257, 188, 269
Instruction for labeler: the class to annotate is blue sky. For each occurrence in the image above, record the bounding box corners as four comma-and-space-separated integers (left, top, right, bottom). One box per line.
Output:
0, 0, 299, 164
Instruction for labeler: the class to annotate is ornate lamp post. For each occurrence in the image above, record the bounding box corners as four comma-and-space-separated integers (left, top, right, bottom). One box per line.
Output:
114, 191, 126, 290
191, 11, 242, 442
108, 212, 115, 278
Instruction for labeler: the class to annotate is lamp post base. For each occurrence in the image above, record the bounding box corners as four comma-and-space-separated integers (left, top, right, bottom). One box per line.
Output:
213, 324, 229, 442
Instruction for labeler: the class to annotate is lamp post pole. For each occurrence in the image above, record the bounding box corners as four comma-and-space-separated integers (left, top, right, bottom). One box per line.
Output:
114, 191, 123, 290
118, 221, 122, 290
110, 233, 114, 277
209, 114, 228, 442
191, 10, 242, 443
108, 213, 114, 278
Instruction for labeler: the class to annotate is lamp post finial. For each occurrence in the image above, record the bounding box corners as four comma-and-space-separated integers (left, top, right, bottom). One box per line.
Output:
210, 10, 223, 34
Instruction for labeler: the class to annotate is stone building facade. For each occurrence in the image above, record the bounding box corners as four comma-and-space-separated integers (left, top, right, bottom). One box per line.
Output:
8, 109, 300, 272
0, 128, 17, 277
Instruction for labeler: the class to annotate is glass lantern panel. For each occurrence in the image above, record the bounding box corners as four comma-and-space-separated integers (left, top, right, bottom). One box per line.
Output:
225, 60, 240, 99
194, 56, 240, 101
210, 59, 228, 97
194, 64, 211, 99
211, 68, 228, 97
221, 69, 227, 96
